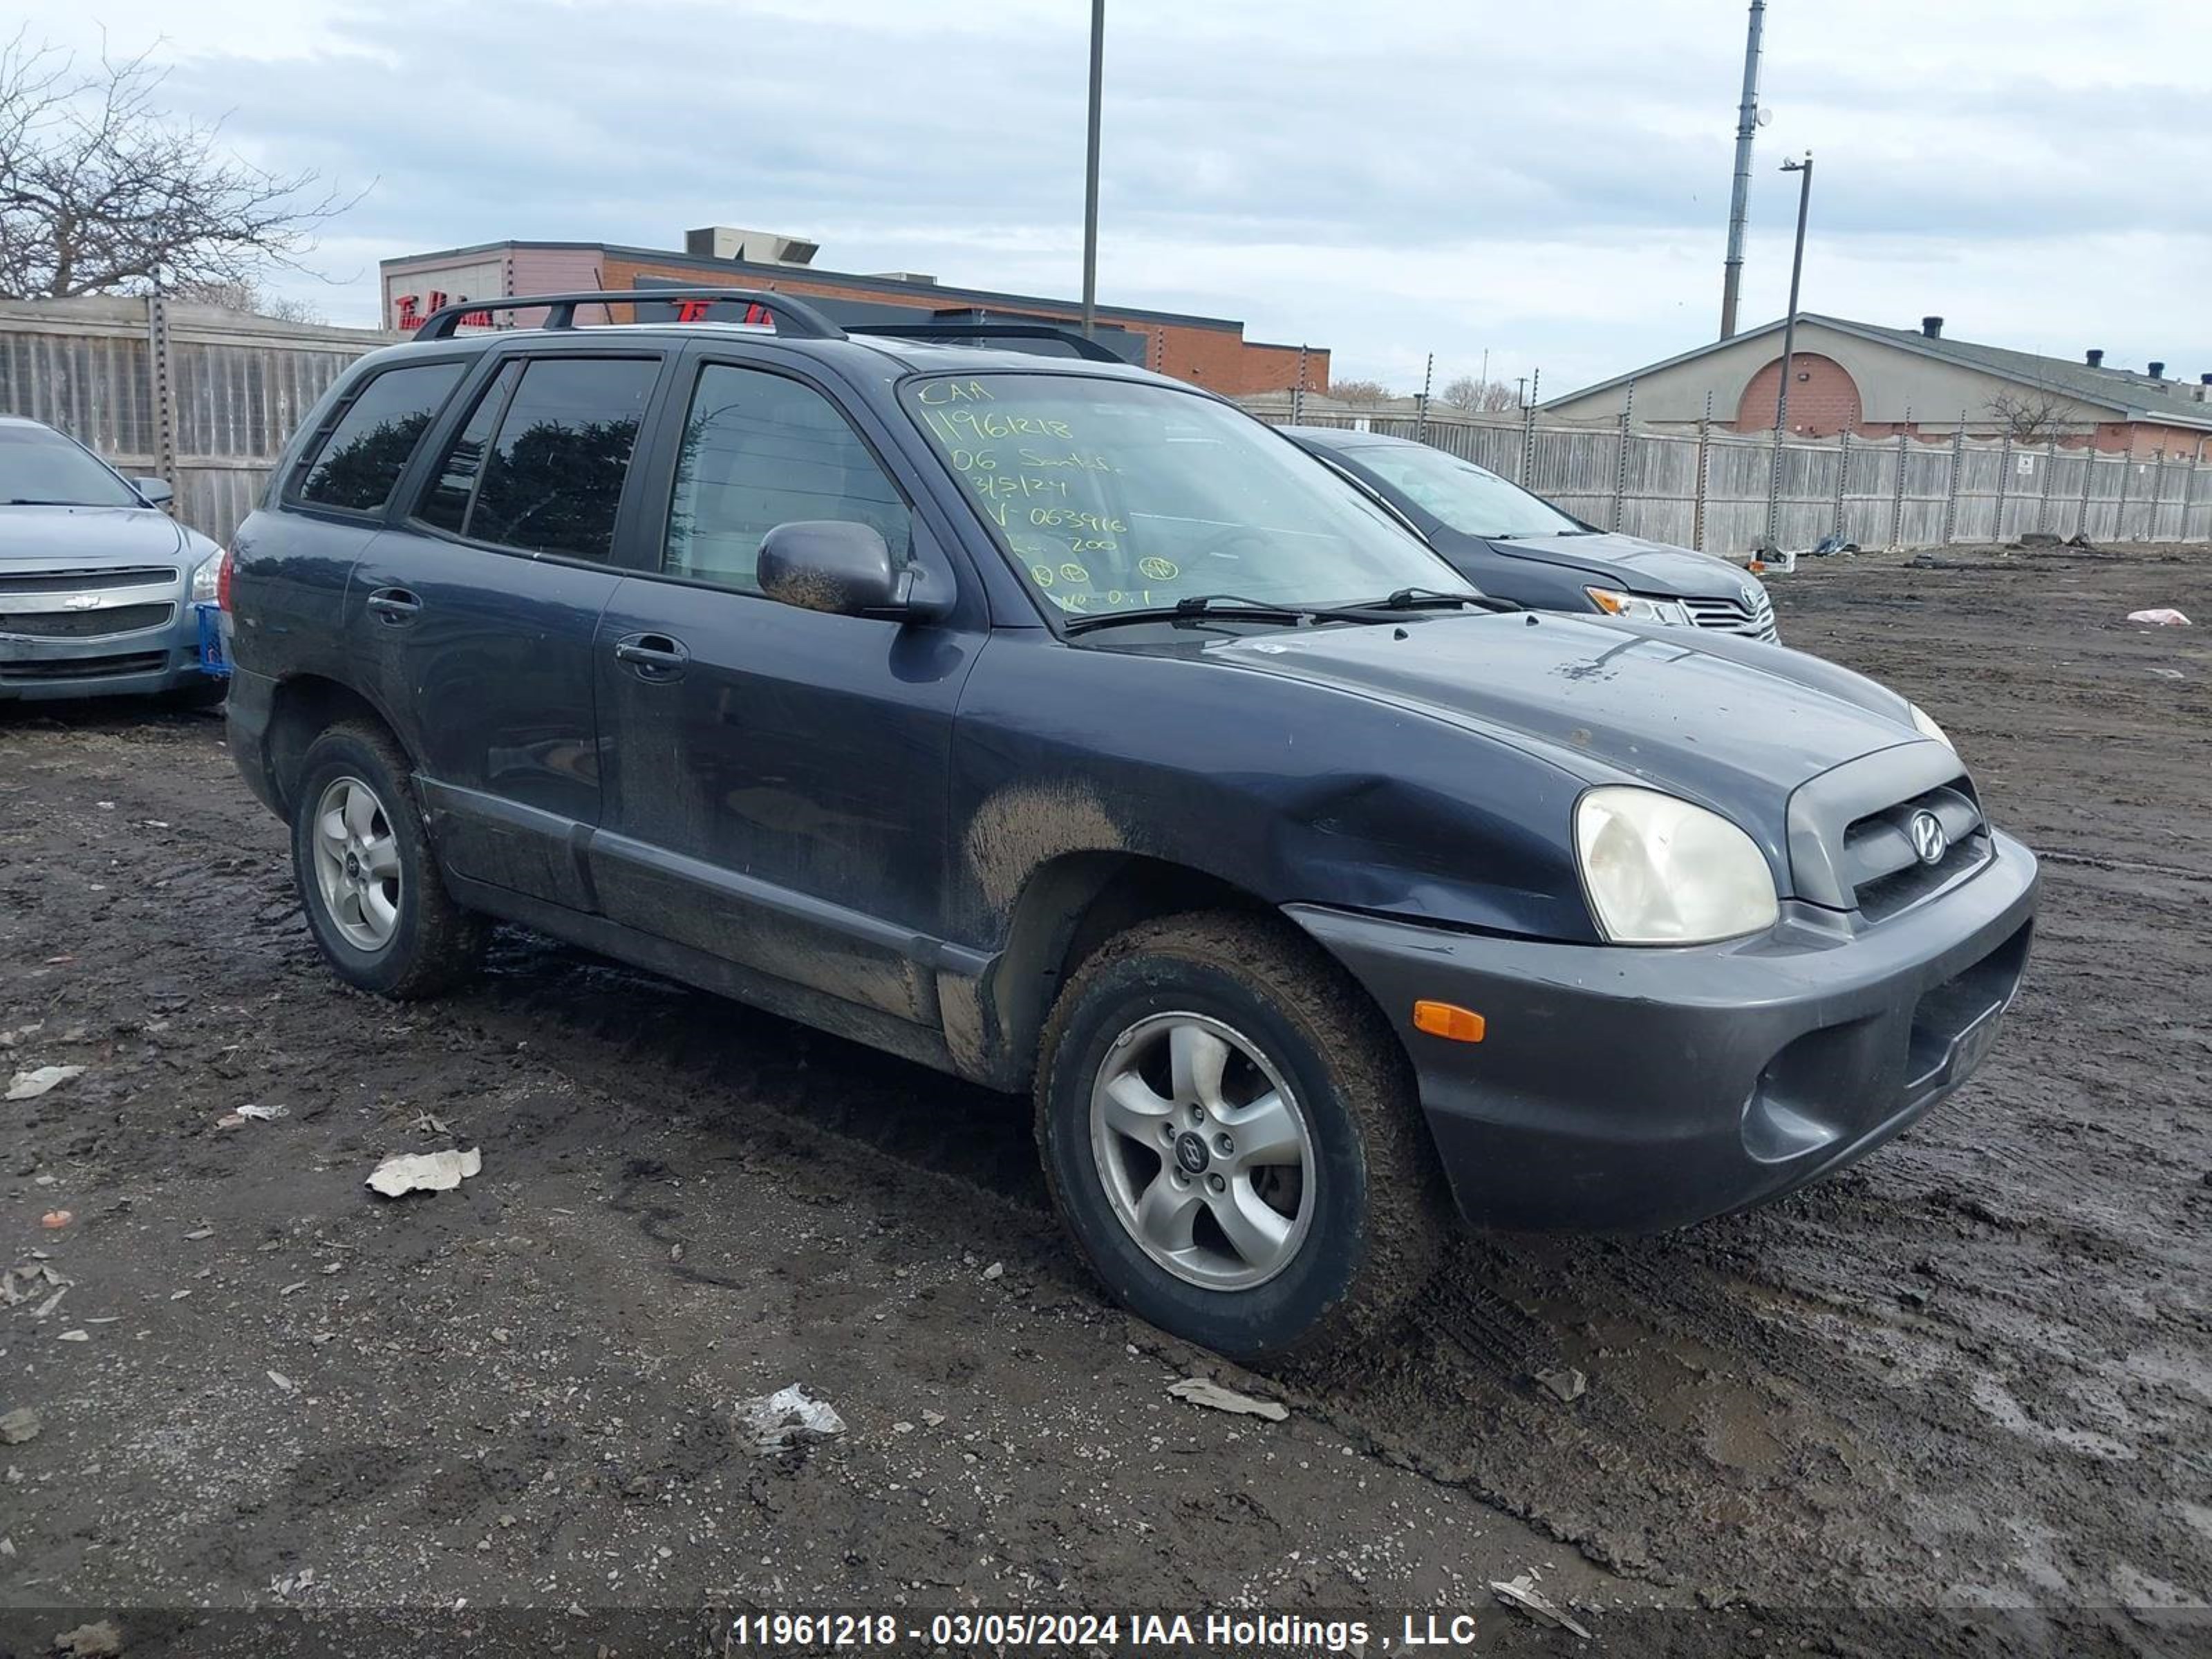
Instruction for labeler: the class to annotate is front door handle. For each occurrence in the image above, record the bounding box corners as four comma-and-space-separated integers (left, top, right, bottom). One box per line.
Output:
365, 587, 423, 624
614, 632, 690, 681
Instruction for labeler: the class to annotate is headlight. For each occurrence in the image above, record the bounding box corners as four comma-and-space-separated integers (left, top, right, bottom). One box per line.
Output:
1574, 786, 1779, 945
1909, 703, 1953, 751
1585, 586, 1690, 626
189, 549, 224, 603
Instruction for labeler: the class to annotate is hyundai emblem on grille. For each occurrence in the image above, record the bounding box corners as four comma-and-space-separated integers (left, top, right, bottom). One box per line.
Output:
1909, 809, 1949, 865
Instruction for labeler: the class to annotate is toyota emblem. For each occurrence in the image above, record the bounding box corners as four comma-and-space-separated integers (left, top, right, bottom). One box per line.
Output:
1909, 809, 1949, 866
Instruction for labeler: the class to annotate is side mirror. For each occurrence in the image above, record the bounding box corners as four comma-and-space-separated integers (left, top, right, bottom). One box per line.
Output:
757, 521, 941, 619
133, 478, 175, 507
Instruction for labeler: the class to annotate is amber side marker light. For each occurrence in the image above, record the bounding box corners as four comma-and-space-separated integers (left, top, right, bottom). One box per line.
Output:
1412, 1000, 1486, 1043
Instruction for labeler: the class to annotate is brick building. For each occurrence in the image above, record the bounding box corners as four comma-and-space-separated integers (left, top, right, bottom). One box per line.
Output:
1544, 313, 2212, 459
378, 228, 1329, 397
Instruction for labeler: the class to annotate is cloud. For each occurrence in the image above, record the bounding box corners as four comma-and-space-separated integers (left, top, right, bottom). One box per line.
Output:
18, 0, 2211, 390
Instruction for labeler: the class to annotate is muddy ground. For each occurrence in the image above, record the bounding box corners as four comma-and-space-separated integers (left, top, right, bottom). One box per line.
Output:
1, 541, 2207, 1657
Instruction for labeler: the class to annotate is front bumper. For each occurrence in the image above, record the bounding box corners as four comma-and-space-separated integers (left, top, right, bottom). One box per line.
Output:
1289, 831, 2039, 1232
0, 614, 218, 702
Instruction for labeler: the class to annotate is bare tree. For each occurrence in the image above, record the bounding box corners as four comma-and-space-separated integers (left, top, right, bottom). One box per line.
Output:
1441, 374, 1520, 413
1329, 378, 1394, 404
0, 32, 358, 300
168, 276, 324, 324
1985, 388, 2077, 444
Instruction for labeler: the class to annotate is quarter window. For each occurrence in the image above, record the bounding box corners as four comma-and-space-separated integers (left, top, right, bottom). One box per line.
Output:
664, 364, 911, 594
418, 356, 659, 560
294, 362, 466, 512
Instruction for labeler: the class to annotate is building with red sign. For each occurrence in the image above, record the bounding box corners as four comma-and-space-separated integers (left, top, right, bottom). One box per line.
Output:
379, 228, 1330, 396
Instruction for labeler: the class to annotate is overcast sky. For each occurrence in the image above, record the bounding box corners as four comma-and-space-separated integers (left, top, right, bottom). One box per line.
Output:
21, 0, 2212, 395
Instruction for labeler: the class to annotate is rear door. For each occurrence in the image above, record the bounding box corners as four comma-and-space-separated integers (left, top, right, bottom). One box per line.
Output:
346, 346, 672, 909
588, 348, 985, 1025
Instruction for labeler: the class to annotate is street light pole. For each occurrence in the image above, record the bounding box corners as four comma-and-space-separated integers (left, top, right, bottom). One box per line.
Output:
1773, 152, 1813, 437
1767, 151, 1813, 551
1080, 0, 1105, 340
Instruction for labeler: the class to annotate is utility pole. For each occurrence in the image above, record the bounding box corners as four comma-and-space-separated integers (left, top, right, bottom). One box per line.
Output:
1718, 0, 1765, 339
1772, 153, 1813, 438
1765, 151, 1812, 550
1080, 0, 1105, 339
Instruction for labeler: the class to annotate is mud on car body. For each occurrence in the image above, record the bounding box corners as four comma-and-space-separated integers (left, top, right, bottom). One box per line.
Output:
221, 290, 2038, 1363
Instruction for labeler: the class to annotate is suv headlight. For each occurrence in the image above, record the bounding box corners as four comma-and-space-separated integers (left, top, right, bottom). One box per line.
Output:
1574, 786, 1779, 944
189, 549, 223, 603
1909, 703, 1953, 751
1585, 586, 1690, 626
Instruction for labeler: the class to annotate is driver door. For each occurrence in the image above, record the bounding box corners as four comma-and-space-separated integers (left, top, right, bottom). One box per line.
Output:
588, 352, 982, 1025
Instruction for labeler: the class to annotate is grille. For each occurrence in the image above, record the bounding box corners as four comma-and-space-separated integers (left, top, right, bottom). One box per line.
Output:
1841, 782, 1991, 921
0, 650, 169, 683
1682, 587, 1779, 642
0, 565, 178, 597
0, 602, 174, 639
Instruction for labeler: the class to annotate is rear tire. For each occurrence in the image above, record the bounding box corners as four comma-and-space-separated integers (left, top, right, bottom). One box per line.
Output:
290, 722, 485, 999
1035, 911, 1447, 1365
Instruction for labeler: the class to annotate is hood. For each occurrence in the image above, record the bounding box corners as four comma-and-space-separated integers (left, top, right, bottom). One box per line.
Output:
0, 504, 195, 565
1208, 611, 1928, 886
1468, 529, 1756, 601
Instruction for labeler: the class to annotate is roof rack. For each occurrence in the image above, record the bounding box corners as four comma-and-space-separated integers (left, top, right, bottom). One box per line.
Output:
412, 288, 846, 341
843, 321, 1125, 364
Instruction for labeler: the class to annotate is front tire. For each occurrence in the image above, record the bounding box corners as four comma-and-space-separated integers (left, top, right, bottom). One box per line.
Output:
1035, 912, 1447, 1365
290, 722, 484, 999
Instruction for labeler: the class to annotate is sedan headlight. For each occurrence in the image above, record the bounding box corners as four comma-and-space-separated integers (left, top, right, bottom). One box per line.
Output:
1585, 586, 1690, 626
189, 550, 223, 603
1909, 703, 1953, 751
1574, 786, 1779, 945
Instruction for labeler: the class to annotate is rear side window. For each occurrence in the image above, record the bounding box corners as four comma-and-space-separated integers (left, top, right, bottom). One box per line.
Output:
294, 362, 466, 512
664, 364, 911, 594
416, 356, 658, 560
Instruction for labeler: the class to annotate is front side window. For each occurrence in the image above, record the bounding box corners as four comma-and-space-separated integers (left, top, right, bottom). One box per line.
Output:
664, 364, 912, 594
294, 362, 466, 512
897, 374, 1465, 617
1344, 445, 1583, 538
418, 356, 658, 559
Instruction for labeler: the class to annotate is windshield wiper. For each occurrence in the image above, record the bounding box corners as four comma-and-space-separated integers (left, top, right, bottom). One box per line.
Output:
1064, 594, 1334, 635
1370, 586, 1522, 614
3, 498, 100, 507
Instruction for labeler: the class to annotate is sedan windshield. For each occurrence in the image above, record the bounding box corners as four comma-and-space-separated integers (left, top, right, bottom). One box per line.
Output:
1341, 444, 1583, 538
899, 374, 1472, 617
0, 424, 142, 508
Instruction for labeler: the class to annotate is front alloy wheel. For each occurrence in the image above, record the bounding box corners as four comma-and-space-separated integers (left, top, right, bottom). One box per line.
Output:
1091, 1013, 1317, 1290
1036, 912, 1450, 1365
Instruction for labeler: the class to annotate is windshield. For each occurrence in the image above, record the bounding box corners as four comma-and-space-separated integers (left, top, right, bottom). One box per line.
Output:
898, 374, 1472, 617
0, 423, 141, 508
1340, 444, 1582, 538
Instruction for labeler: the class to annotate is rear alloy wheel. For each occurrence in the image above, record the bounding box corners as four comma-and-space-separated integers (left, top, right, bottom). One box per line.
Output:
290, 722, 484, 999
310, 776, 404, 953
1038, 912, 1449, 1365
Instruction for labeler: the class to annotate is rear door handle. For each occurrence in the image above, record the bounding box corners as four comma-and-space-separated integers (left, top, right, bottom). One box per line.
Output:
365, 587, 423, 623
614, 632, 690, 681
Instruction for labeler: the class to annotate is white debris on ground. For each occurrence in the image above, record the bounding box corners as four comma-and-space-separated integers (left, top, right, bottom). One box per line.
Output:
2126, 608, 2191, 626
1166, 1376, 1290, 1421
7, 1065, 85, 1101
735, 1385, 846, 1454
365, 1147, 482, 1197
1490, 1571, 1593, 1638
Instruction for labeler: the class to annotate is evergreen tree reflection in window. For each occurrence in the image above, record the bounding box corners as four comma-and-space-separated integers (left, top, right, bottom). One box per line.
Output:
295, 362, 465, 512
465, 358, 659, 561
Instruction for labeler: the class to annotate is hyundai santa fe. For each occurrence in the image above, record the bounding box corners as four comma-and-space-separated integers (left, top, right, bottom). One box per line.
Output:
221, 288, 2038, 1362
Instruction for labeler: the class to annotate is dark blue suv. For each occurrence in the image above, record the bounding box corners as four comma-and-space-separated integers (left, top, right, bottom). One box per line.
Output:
224, 290, 2037, 1363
